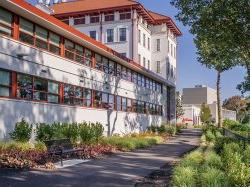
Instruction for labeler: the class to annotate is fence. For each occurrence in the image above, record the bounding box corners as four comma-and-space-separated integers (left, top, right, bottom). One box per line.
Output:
223, 128, 250, 149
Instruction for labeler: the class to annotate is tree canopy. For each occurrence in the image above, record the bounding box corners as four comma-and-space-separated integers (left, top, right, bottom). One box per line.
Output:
200, 103, 212, 124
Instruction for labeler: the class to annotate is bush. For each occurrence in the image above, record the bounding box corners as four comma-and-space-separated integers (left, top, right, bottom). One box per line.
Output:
200, 167, 228, 187
172, 166, 197, 187
91, 122, 104, 142
9, 119, 32, 142
34, 141, 47, 152
79, 122, 94, 143
214, 137, 235, 154
205, 130, 216, 143
60, 122, 79, 143
181, 150, 204, 168
203, 151, 222, 169
242, 146, 250, 165
36, 123, 53, 142
166, 126, 176, 136
223, 119, 241, 128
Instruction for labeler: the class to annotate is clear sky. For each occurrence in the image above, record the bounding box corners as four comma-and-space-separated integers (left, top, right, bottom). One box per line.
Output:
27, 0, 246, 100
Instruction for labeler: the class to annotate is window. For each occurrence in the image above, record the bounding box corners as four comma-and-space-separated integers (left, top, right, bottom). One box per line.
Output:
93, 91, 102, 108
95, 54, 103, 71
35, 25, 48, 50
120, 11, 131, 20
168, 40, 170, 53
19, 18, 34, 45
121, 66, 127, 80
138, 30, 141, 43
119, 28, 126, 42
61, 19, 69, 25
138, 54, 141, 65
74, 17, 85, 25
148, 60, 150, 70
48, 81, 59, 103
141, 75, 145, 87
148, 38, 150, 50
90, 15, 100, 23
108, 94, 115, 109
137, 74, 142, 86
49, 32, 60, 55
0, 70, 11, 97
64, 39, 75, 60
132, 71, 137, 84
105, 14, 114, 22
84, 49, 92, 67
17, 74, 33, 100
107, 29, 114, 43
120, 53, 126, 57
101, 92, 109, 108
127, 99, 132, 112
143, 33, 146, 47
108, 61, 115, 75
122, 97, 127, 112
75, 44, 84, 63
102, 57, 109, 74
34, 77, 47, 101
143, 57, 146, 67
116, 96, 122, 111
89, 31, 97, 40
64, 85, 83, 106
174, 46, 176, 58
116, 64, 122, 78
0, 8, 13, 37
83, 88, 91, 107
157, 61, 161, 73
156, 39, 160, 51
127, 69, 132, 82
145, 78, 150, 89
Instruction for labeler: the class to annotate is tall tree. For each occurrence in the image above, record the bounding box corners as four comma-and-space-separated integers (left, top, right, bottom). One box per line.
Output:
200, 103, 212, 124
170, 0, 249, 127
223, 96, 247, 114
176, 92, 184, 120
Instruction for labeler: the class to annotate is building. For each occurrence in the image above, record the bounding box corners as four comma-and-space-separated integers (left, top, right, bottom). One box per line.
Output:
0, 0, 179, 139
48, 0, 182, 85
181, 105, 201, 125
182, 85, 236, 123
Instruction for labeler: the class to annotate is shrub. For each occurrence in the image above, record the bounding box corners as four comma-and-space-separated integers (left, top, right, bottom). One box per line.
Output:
205, 130, 216, 143
223, 119, 241, 128
166, 126, 176, 136
147, 125, 158, 133
50, 122, 65, 139
172, 166, 197, 187
9, 119, 32, 142
91, 122, 104, 142
200, 167, 228, 187
181, 150, 204, 168
242, 146, 250, 165
79, 122, 93, 143
203, 151, 222, 169
34, 141, 47, 152
36, 123, 53, 142
214, 137, 235, 154
60, 122, 79, 143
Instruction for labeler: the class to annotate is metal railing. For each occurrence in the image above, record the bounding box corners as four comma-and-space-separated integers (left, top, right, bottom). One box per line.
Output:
223, 128, 250, 149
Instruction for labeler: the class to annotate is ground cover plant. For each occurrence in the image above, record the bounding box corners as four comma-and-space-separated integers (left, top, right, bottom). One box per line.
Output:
171, 123, 250, 187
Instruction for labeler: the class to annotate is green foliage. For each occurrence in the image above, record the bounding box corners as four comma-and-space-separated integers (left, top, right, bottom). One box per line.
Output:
200, 167, 228, 187
200, 103, 212, 124
203, 151, 222, 169
180, 150, 204, 168
172, 166, 197, 187
34, 141, 47, 152
205, 130, 216, 143
79, 122, 104, 144
148, 124, 176, 136
214, 137, 236, 154
36, 123, 53, 142
9, 119, 32, 142
242, 146, 250, 165
60, 122, 79, 143
176, 92, 184, 120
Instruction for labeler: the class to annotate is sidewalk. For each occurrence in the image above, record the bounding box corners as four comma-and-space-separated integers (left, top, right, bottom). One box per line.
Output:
0, 129, 201, 187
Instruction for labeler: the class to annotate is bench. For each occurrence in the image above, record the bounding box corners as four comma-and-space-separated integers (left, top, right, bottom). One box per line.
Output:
44, 139, 84, 166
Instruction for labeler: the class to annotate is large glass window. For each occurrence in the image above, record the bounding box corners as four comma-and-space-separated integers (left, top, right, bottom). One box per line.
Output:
64, 85, 83, 106
122, 97, 127, 112
119, 11, 131, 20
90, 15, 100, 23
103, 58, 109, 74
64, 39, 75, 60
33, 78, 47, 101
89, 31, 96, 40
119, 28, 126, 42
48, 81, 59, 103
108, 94, 114, 109
95, 54, 103, 71
19, 18, 34, 45
108, 61, 115, 75
116, 64, 122, 78
127, 99, 132, 112
75, 44, 84, 63
107, 29, 114, 43
121, 66, 127, 80
101, 92, 109, 108
105, 14, 114, 22
0, 70, 11, 97
132, 71, 137, 84
35, 25, 48, 50
93, 91, 102, 108
0, 8, 13, 37
83, 88, 91, 107
49, 32, 60, 55
17, 74, 33, 100
84, 49, 92, 67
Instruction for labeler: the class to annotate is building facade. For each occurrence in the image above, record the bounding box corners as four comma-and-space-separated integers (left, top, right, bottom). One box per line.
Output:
0, 0, 179, 139
182, 85, 236, 123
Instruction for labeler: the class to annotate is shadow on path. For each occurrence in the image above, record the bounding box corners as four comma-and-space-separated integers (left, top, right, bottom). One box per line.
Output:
0, 129, 202, 187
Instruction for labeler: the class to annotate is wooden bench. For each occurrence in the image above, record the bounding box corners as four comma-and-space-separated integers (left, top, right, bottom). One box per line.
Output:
44, 139, 84, 166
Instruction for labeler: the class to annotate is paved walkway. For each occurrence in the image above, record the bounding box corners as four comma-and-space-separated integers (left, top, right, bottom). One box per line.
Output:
0, 129, 201, 187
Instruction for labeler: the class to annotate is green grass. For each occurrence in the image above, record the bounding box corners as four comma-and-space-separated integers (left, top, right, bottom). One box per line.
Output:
172, 166, 197, 187
180, 149, 204, 168
200, 167, 228, 187
101, 135, 163, 151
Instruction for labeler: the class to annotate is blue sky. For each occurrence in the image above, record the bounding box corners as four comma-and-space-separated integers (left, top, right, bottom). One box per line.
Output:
27, 0, 246, 100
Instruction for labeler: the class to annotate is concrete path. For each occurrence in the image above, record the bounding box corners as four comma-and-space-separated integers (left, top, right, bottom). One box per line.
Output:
0, 129, 201, 187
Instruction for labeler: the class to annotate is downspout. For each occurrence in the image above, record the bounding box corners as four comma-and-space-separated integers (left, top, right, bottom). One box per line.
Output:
131, 7, 134, 60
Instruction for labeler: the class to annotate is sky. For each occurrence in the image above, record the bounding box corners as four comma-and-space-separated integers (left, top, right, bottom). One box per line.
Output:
27, 0, 247, 101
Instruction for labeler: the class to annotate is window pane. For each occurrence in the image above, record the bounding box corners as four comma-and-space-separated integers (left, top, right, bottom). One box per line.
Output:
0, 70, 10, 86
34, 78, 47, 91
103, 58, 109, 74
64, 84, 75, 105
83, 88, 91, 107
49, 32, 60, 46
0, 87, 10, 97
122, 97, 127, 112
84, 49, 92, 67
119, 28, 126, 42
36, 38, 48, 50
75, 44, 83, 55
48, 81, 58, 94
109, 94, 114, 109
35, 25, 48, 40
20, 18, 33, 34
94, 91, 102, 108
102, 93, 108, 108
121, 66, 127, 80
116, 96, 122, 111
17, 74, 33, 99
48, 94, 59, 103
49, 44, 60, 55
108, 61, 115, 75
117, 64, 122, 78
65, 39, 74, 50
20, 32, 34, 45
95, 54, 103, 71
0, 8, 12, 26
127, 99, 132, 112
107, 29, 114, 43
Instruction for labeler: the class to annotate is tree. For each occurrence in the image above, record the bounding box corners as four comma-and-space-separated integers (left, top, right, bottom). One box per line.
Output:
200, 103, 212, 124
176, 93, 184, 120
223, 96, 247, 114
170, 0, 249, 127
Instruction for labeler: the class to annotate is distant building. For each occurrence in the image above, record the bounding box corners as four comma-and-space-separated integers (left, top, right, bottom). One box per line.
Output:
182, 85, 236, 124
180, 105, 201, 125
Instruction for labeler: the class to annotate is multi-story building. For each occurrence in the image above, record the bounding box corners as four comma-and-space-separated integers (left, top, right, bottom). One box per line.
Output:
182, 85, 236, 123
0, 0, 179, 139
49, 0, 182, 85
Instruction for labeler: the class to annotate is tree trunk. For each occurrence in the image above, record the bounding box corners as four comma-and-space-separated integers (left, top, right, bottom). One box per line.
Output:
217, 71, 222, 128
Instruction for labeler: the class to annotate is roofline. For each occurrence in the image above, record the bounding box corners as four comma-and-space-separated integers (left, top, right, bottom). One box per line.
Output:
3, 0, 175, 86
51, 1, 182, 36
